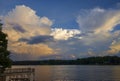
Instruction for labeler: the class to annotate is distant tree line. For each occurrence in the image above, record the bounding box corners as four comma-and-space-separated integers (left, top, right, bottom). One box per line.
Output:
13, 56, 120, 65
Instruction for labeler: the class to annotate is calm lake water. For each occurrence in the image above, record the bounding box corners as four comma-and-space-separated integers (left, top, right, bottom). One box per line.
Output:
12, 65, 120, 81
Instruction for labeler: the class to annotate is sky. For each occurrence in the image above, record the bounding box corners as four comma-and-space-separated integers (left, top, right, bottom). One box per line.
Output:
0, 0, 120, 60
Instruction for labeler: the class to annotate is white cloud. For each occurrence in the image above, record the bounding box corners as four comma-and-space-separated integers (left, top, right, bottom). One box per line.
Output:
2, 5, 53, 42
50, 28, 81, 40
77, 8, 106, 32
1, 5, 55, 60
77, 8, 120, 45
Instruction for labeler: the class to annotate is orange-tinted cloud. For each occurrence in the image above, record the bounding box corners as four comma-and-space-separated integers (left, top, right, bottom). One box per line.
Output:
1, 5, 55, 60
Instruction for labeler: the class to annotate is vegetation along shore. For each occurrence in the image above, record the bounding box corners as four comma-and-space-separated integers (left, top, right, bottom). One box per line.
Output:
13, 56, 120, 65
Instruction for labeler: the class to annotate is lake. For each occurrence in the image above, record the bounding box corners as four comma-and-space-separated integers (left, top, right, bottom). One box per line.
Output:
12, 65, 120, 81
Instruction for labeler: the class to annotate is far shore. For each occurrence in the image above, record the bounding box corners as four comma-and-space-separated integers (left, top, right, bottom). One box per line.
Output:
12, 56, 120, 65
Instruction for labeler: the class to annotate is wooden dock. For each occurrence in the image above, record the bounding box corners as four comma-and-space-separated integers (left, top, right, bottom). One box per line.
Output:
1, 68, 35, 81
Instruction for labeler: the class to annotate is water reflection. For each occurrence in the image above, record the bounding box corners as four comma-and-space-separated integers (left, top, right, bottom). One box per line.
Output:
112, 66, 120, 81
35, 66, 53, 81
12, 65, 120, 81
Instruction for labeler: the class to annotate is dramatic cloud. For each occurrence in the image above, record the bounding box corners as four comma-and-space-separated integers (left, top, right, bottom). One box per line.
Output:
51, 28, 81, 40
2, 5, 53, 42
77, 7, 120, 45
1, 5, 55, 60
49, 7, 120, 58
1, 5, 120, 60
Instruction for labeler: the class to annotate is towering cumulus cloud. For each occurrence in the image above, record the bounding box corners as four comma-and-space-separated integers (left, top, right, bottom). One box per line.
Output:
1, 5, 55, 60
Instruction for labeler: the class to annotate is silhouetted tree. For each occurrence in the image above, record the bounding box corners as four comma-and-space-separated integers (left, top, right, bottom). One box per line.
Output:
0, 23, 12, 73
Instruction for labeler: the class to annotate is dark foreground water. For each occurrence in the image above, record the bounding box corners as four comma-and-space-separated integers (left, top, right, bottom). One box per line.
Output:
12, 65, 120, 81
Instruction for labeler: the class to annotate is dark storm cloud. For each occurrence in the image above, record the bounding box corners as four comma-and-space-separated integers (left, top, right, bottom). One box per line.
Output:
28, 35, 54, 44
19, 35, 54, 44
12, 24, 26, 33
